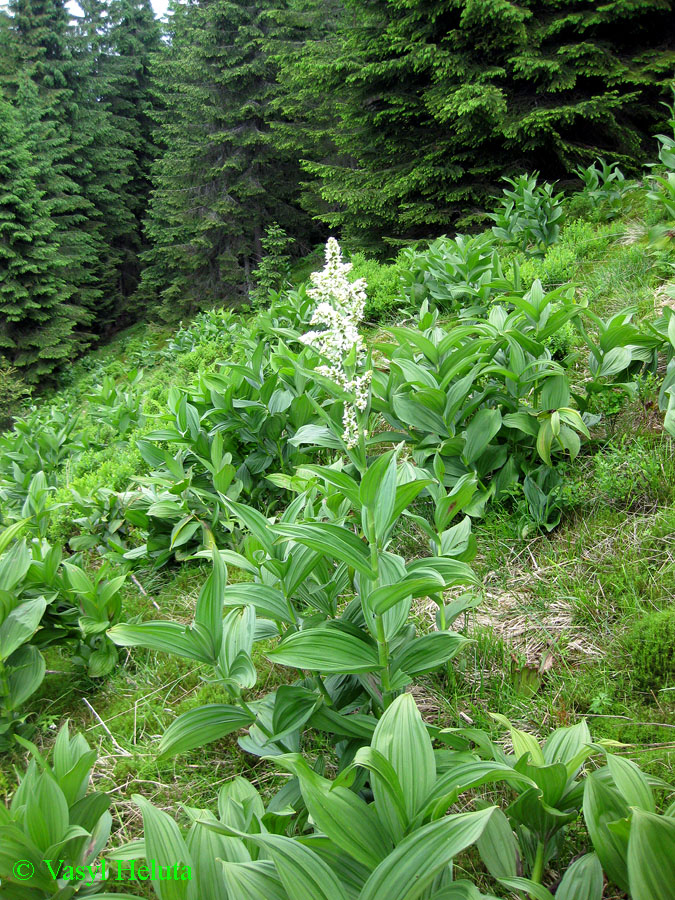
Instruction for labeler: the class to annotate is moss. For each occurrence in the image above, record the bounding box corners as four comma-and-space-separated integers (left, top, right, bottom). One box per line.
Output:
626, 608, 675, 692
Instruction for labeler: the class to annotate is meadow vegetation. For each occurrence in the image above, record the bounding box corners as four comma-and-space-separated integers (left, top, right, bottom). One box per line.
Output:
1, 145, 675, 899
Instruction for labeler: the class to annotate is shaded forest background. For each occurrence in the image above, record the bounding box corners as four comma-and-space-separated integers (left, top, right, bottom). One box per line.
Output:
1, 0, 674, 386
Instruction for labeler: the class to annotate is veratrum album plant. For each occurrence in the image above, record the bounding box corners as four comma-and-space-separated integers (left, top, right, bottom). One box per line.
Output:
109, 448, 478, 760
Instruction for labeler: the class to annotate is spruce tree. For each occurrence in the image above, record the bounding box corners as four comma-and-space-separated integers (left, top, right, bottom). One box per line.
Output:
141, 0, 310, 320
105, 0, 162, 301
73, 0, 160, 313
295, 0, 675, 250
0, 96, 76, 382
6, 0, 104, 346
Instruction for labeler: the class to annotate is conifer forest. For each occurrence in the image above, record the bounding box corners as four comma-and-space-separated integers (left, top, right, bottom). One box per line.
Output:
2, 1, 675, 898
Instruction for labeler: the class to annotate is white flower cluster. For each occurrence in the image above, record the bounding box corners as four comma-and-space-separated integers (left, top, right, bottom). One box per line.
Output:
300, 238, 372, 448
306, 237, 367, 321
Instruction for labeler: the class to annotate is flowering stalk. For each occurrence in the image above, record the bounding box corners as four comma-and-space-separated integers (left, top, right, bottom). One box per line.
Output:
300, 238, 372, 470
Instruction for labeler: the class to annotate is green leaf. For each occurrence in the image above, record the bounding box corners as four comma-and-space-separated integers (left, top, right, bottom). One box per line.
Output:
476, 807, 520, 878
0, 597, 47, 661
497, 877, 554, 900
158, 705, 254, 758
596, 346, 632, 378
491, 713, 545, 766
309, 706, 377, 740
220, 861, 287, 900
267, 629, 381, 674
393, 393, 447, 435
360, 450, 397, 544
25, 774, 69, 851
221, 498, 276, 556
6, 644, 46, 708
185, 810, 248, 900
108, 621, 215, 664
62, 561, 95, 595
194, 550, 226, 657
289, 424, 344, 449
555, 853, 603, 900
133, 795, 194, 900
607, 754, 655, 813
272, 523, 375, 578
462, 408, 502, 465
419, 761, 534, 822
216, 829, 349, 900
583, 769, 630, 891
87, 641, 118, 678
0, 539, 31, 591
367, 573, 446, 615
271, 686, 320, 739
359, 808, 496, 900
0, 519, 29, 555
541, 374, 570, 409
170, 516, 200, 550
335, 746, 408, 833
272, 753, 391, 869
627, 808, 675, 900
536, 418, 553, 466
223, 583, 293, 623
542, 719, 592, 774
300, 465, 361, 505
391, 632, 470, 675
371, 693, 435, 841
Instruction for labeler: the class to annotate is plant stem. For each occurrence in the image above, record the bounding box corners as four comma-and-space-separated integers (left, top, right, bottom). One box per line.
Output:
315, 674, 333, 705
237, 695, 274, 740
375, 615, 393, 707
531, 841, 545, 885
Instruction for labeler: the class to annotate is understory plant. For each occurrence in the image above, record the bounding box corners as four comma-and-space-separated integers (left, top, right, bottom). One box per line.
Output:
0, 521, 128, 746
574, 158, 635, 220
109, 448, 479, 759
105, 693, 675, 900
490, 174, 564, 256
0, 723, 127, 900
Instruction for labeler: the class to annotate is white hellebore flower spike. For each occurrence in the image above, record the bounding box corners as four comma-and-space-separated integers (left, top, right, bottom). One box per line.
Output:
300, 238, 372, 448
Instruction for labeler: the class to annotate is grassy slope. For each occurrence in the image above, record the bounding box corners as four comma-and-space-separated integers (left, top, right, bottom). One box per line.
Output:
1, 200, 674, 894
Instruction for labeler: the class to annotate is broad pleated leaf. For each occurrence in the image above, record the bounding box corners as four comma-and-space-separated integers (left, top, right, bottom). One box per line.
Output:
476, 807, 520, 878
371, 693, 435, 841
158, 705, 254, 758
133, 795, 194, 900
583, 770, 630, 891
0, 597, 47, 661
220, 860, 287, 900
391, 632, 470, 676
267, 629, 381, 673
497, 877, 554, 900
626, 808, 675, 900
108, 621, 214, 664
555, 853, 603, 900
272, 523, 375, 578
273, 753, 391, 869
359, 808, 496, 900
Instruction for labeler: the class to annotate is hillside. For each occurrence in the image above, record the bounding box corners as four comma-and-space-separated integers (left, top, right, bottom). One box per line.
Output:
1, 155, 675, 898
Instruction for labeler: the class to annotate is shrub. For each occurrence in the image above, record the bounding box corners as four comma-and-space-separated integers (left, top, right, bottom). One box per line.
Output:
626, 607, 675, 691
348, 251, 404, 321
0, 362, 30, 431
